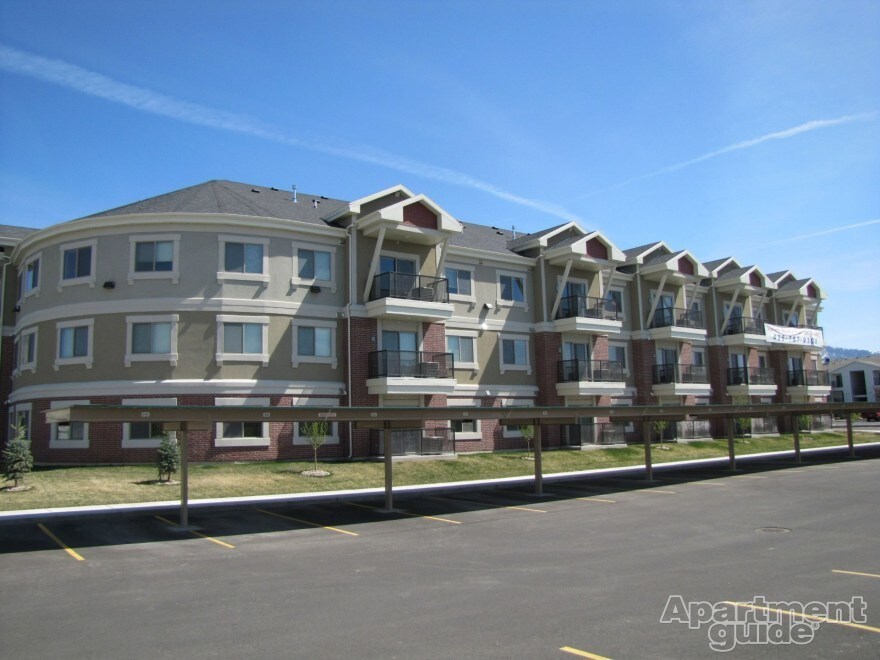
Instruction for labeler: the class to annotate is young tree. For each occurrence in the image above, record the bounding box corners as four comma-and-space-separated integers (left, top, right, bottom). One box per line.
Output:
301, 421, 330, 475
518, 424, 535, 459
651, 420, 669, 447
156, 432, 180, 483
2, 423, 34, 489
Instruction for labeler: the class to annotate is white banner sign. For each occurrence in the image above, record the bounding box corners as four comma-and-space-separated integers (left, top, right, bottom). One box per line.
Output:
765, 323, 824, 348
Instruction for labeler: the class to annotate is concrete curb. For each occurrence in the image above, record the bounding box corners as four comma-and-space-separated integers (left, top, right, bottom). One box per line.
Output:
2, 441, 877, 524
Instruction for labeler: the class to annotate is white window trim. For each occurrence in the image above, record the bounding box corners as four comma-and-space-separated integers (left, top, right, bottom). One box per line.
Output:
54, 318, 95, 370
499, 333, 531, 375
291, 319, 338, 368
128, 234, 181, 285
610, 397, 635, 432
14, 327, 38, 375
448, 398, 481, 440
50, 399, 90, 449
122, 397, 177, 448
216, 315, 270, 366
217, 234, 270, 285
21, 251, 42, 300
125, 314, 180, 367
501, 399, 533, 438
608, 342, 629, 376
496, 269, 528, 310
445, 263, 476, 303
379, 249, 421, 274
57, 238, 97, 290
291, 240, 338, 292
292, 397, 340, 445
215, 397, 270, 447
446, 331, 479, 371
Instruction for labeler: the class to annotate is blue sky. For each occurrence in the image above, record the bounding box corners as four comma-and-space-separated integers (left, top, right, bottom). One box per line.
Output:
1, 0, 878, 349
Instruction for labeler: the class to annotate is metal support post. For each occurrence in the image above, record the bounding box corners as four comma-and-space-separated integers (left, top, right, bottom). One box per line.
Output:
792, 417, 801, 463
726, 418, 736, 472
533, 423, 543, 496
642, 420, 653, 481
382, 424, 394, 512
846, 415, 855, 458
179, 430, 189, 528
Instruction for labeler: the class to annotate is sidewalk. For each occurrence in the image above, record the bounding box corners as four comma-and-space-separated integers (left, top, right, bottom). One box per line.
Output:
2, 441, 877, 525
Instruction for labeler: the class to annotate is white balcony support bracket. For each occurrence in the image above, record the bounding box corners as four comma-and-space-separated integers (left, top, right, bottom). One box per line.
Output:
550, 259, 573, 321
362, 227, 387, 302
718, 285, 742, 335
686, 280, 698, 313
787, 300, 800, 325
645, 274, 668, 327
435, 238, 450, 279
602, 266, 616, 300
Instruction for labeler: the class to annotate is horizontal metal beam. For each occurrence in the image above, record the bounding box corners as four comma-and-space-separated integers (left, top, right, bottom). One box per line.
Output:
44, 401, 878, 426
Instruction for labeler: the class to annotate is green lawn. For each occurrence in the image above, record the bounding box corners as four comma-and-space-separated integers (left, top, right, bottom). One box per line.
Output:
1, 431, 874, 511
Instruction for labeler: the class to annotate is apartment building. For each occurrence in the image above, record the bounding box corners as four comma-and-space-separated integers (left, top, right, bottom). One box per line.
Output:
0, 180, 829, 463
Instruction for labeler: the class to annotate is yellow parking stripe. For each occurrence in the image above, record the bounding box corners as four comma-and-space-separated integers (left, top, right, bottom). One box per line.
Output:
733, 474, 767, 479
575, 497, 616, 504
560, 646, 612, 659
687, 481, 725, 487
37, 523, 85, 561
640, 489, 677, 494
346, 501, 461, 524
259, 508, 359, 535
833, 569, 880, 579
155, 516, 235, 548
723, 601, 880, 635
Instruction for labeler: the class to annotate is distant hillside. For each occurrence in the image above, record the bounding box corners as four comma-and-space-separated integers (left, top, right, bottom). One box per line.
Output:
825, 346, 878, 360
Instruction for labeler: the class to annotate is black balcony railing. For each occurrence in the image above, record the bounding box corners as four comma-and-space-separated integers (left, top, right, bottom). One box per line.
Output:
788, 369, 831, 387
652, 363, 709, 385
724, 316, 765, 335
370, 427, 455, 456
369, 272, 449, 303
368, 351, 454, 379
787, 370, 830, 387
750, 417, 779, 434
676, 420, 713, 440
727, 366, 776, 386
556, 295, 620, 321
649, 307, 704, 329
557, 359, 624, 383
564, 422, 627, 446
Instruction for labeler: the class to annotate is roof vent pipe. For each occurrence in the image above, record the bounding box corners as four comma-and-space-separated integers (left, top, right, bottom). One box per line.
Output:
292, 185, 298, 203
512, 225, 516, 239
313, 199, 318, 209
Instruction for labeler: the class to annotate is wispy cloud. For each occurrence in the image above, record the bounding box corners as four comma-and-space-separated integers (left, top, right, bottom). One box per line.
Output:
760, 218, 880, 247
0, 44, 577, 223
575, 112, 878, 199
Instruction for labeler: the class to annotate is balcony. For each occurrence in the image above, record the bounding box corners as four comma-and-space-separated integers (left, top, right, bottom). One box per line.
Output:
553, 295, 623, 335
371, 427, 455, 456
786, 369, 831, 397
647, 307, 706, 341
556, 359, 626, 397
724, 316, 765, 336
563, 421, 627, 446
651, 363, 711, 397
726, 366, 777, 396
366, 350, 456, 395
365, 272, 454, 322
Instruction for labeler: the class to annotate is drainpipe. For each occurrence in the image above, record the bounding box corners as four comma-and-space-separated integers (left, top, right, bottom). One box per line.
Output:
345, 221, 356, 459
538, 248, 547, 323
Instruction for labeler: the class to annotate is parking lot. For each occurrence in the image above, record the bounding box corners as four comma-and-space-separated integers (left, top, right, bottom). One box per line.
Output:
1, 446, 879, 659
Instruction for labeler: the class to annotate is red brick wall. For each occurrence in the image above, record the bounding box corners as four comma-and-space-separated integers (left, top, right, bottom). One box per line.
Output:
631, 339, 656, 404
708, 344, 730, 404
403, 202, 438, 230
0, 335, 13, 448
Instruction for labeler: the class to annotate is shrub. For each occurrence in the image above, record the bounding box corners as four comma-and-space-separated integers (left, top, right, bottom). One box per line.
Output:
518, 425, 535, 458
156, 433, 181, 483
2, 423, 34, 489
301, 421, 330, 474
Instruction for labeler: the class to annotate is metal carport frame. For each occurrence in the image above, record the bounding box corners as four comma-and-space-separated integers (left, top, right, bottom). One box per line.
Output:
46, 402, 876, 526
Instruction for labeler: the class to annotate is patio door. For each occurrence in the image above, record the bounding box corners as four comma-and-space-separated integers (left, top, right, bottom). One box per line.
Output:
564, 340, 590, 380
382, 330, 419, 376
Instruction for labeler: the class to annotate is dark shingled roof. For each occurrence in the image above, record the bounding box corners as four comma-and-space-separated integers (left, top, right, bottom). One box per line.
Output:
703, 257, 732, 272
78, 180, 348, 226
623, 241, 662, 260
0, 224, 37, 241
506, 222, 569, 250
777, 277, 813, 293
448, 222, 518, 256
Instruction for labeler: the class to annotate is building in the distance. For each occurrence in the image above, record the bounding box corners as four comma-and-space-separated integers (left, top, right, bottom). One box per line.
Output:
0, 180, 830, 463
828, 356, 880, 406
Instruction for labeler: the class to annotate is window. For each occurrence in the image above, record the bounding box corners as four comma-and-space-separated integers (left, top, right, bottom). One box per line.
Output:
831, 374, 843, 388
783, 310, 800, 327
50, 400, 89, 449
59, 240, 96, 288
125, 315, 179, 366
445, 266, 474, 300
292, 242, 336, 291
215, 397, 270, 447
122, 398, 178, 448
13, 328, 38, 374
292, 399, 341, 445
447, 333, 477, 369
609, 344, 627, 371
501, 399, 534, 438
500, 335, 530, 374
693, 349, 706, 367
498, 272, 526, 306
216, 315, 269, 365
448, 399, 481, 440
129, 235, 180, 283
10, 403, 31, 439
218, 235, 269, 283
55, 319, 94, 369
20, 253, 41, 299
292, 320, 337, 367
